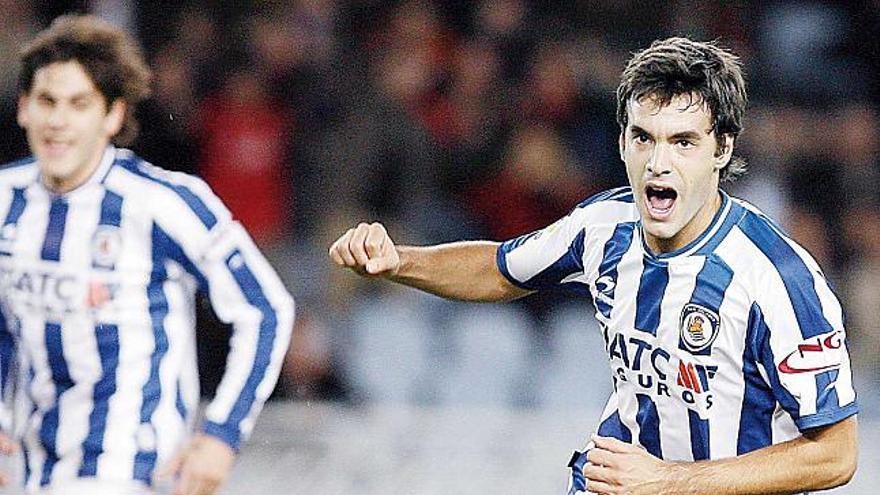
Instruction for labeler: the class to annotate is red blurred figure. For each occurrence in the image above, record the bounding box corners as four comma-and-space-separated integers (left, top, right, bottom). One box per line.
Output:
198, 69, 292, 245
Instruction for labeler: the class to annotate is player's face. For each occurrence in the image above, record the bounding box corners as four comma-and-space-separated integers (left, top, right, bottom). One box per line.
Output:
620, 93, 733, 253
17, 60, 125, 193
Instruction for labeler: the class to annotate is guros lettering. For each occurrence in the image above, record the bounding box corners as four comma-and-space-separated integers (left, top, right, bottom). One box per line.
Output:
606, 329, 717, 410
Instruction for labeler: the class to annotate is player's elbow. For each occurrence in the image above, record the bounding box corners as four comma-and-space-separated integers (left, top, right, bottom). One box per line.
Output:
829, 441, 858, 488
820, 449, 857, 489
810, 418, 858, 489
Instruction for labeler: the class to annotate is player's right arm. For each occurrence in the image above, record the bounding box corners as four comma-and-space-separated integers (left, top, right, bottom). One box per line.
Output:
328, 222, 530, 302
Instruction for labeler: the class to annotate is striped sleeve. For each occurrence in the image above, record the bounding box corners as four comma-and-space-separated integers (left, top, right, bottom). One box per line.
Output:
0, 310, 12, 433
739, 212, 857, 431
496, 187, 633, 294
148, 169, 295, 451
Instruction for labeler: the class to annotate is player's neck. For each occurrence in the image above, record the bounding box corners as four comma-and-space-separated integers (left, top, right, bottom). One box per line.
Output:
42, 145, 109, 195
645, 191, 722, 255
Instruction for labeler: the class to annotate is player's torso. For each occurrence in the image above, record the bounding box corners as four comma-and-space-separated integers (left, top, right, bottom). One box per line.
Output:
587, 224, 760, 460
0, 178, 190, 408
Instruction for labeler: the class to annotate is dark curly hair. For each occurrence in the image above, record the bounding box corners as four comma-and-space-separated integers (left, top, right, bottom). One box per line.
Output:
19, 15, 152, 146
616, 37, 748, 182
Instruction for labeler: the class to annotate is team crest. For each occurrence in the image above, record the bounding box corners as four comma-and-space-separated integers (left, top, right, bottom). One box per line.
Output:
91, 226, 122, 269
679, 304, 720, 353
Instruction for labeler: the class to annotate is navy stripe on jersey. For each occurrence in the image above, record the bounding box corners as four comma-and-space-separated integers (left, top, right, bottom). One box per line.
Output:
635, 394, 662, 457
134, 225, 172, 484
595, 222, 637, 318
176, 381, 187, 420
634, 261, 668, 336
815, 369, 840, 412
0, 156, 37, 170
79, 324, 119, 477
597, 410, 632, 443
98, 191, 123, 227
681, 256, 734, 355
688, 410, 710, 460
151, 224, 208, 290
525, 229, 586, 293
203, 250, 277, 451
695, 200, 746, 256
1, 187, 28, 253
576, 186, 634, 208
40, 198, 68, 262
116, 157, 217, 229
3, 188, 27, 221
0, 314, 12, 399
737, 303, 777, 454
738, 212, 832, 339
40, 323, 73, 486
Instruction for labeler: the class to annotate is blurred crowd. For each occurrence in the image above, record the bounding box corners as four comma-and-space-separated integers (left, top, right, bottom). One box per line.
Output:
1, 0, 878, 409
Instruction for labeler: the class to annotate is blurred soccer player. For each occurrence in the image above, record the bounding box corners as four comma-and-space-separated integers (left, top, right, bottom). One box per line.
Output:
0, 15, 294, 495
330, 37, 857, 494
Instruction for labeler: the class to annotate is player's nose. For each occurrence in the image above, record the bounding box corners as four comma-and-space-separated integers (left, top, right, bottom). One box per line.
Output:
646, 144, 673, 176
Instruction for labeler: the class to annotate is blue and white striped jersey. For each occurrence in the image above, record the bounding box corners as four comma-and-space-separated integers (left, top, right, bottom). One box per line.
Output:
0, 147, 294, 491
497, 187, 857, 462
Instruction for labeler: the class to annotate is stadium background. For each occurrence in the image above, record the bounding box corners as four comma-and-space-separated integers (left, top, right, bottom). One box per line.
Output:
0, 1, 878, 493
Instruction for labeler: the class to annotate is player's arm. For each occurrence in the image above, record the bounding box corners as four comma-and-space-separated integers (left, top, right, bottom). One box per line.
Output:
148, 173, 294, 495
329, 222, 530, 302
0, 318, 17, 487
583, 416, 857, 495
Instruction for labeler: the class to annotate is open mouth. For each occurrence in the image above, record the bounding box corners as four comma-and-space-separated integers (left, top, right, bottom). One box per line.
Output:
645, 184, 677, 219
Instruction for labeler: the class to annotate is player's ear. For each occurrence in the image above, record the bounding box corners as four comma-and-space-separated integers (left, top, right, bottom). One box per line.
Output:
17, 93, 30, 128
619, 132, 626, 162
104, 99, 126, 138
713, 133, 734, 170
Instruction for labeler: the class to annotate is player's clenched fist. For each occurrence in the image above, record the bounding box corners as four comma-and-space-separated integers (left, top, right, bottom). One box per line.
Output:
329, 222, 401, 276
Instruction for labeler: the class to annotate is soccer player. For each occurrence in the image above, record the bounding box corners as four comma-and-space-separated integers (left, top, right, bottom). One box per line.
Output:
0, 15, 294, 495
329, 37, 858, 494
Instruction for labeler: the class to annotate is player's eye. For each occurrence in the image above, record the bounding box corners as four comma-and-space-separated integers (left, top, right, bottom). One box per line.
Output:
634, 133, 651, 144
71, 98, 92, 110
676, 139, 695, 149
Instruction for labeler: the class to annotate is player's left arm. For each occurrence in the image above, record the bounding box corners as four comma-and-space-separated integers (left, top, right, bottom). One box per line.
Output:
584, 415, 856, 495
0, 314, 18, 487
148, 172, 295, 495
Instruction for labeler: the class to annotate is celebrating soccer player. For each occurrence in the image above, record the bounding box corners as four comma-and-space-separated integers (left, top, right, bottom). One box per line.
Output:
330, 37, 857, 494
0, 15, 294, 495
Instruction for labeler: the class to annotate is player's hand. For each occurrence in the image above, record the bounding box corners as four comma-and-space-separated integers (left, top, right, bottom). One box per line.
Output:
582, 435, 682, 494
328, 222, 400, 277
155, 433, 235, 495
0, 430, 18, 486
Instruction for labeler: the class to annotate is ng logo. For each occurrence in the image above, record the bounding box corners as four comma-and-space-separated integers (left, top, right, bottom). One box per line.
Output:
778, 330, 843, 375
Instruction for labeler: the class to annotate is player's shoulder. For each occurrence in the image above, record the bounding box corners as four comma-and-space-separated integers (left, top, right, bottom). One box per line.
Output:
0, 156, 39, 186
569, 186, 639, 227
728, 196, 825, 282
106, 148, 225, 228
575, 186, 635, 209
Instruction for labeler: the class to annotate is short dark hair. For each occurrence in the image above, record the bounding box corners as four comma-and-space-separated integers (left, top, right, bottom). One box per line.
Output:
19, 14, 152, 146
616, 37, 748, 182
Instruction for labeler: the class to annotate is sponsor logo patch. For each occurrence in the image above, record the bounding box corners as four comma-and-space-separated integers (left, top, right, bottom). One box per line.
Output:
778, 330, 843, 374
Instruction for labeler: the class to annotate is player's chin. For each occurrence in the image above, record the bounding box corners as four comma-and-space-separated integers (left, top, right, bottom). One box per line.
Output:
641, 219, 680, 240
